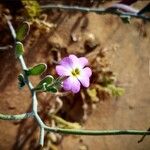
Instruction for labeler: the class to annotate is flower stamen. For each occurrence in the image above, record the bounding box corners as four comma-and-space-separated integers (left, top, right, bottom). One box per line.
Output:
71, 68, 80, 77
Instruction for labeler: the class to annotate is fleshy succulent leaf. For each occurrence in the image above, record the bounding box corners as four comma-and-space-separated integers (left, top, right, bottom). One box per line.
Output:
34, 75, 54, 91
46, 86, 57, 93
15, 42, 24, 58
16, 22, 30, 41
27, 63, 47, 76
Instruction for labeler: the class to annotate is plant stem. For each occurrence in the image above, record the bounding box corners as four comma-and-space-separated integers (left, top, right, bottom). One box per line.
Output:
5, 16, 45, 146
44, 126, 150, 136
41, 4, 150, 21
5, 16, 16, 40
39, 127, 45, 146
0, 112, 34, 120
0, 45, 12, 50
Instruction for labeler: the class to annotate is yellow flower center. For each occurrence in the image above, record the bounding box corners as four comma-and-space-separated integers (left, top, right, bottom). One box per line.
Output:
71, 68, 80, 77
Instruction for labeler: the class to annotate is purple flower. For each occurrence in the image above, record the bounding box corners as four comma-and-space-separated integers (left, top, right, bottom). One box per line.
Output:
56, 54, 92, 93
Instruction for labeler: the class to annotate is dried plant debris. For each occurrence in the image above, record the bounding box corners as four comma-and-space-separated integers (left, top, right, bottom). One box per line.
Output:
21, 0, 41, 18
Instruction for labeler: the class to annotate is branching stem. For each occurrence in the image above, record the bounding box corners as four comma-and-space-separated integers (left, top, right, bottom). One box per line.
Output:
41, 4, 150, 21
0, 113, 34, 120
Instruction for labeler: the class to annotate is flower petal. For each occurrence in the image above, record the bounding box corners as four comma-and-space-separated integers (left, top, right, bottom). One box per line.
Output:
56, 65, 71, 76
79, 57, 88, 68
78, 76, 90, 87
63, 77, 72, 90
82, 67, 92, 77
60, 56, 73, 69
60, 55, 89, 69
69, 54, 80, 68
78, 67, 92, 87
63, 76, 81, 93
71, 77, 81, 93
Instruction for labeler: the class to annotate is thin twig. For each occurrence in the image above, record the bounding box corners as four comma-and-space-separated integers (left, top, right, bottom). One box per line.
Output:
0, 112, 34, 120
44, 126, 150, 136
5, 16, 45, 146
39, 127, 45, 146
41, 4, 150, 21
5, 16, 16, 40
0, 45, 13, 50
138, 127, 150, 143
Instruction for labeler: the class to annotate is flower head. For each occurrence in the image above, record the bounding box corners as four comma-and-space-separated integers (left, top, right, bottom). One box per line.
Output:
56, 54, 92, 93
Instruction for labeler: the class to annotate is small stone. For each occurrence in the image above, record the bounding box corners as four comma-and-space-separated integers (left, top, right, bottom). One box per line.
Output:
71, 33, 81, 42
79, 145, 88, 150
84, 33, 100, 51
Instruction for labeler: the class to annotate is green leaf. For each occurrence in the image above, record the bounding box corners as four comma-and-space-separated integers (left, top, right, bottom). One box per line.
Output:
27, 63, 47, 76
15, 42, 24, 58
34, 75, 54, 91
34, 75, 59, 93
18, 74, 25, 89
16, 22, 30, 41
46, 86, 57, 93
